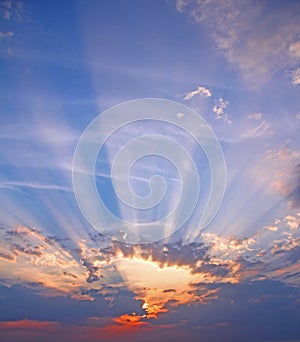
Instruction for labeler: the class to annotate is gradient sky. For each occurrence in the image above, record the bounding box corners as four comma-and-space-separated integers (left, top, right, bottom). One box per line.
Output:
0, 1, 300, 341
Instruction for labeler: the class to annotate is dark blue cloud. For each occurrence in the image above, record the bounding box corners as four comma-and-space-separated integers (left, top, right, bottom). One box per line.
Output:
0, 284, 144, 324
148, 280, 300, 342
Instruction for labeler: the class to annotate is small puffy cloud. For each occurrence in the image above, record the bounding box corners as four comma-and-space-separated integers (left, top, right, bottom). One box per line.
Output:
0, 31, 13, 39
289, 40, 300, 59
265, 225, 278, 232
213, 98, 229, 117
175, 0, 188, 13
291, 67, 300, 85
184, 86, 212, 100
285, 215, 300, 230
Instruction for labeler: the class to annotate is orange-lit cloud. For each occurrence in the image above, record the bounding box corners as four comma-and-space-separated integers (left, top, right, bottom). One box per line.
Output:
113, 313, 148, 327
1, 218, 300, 324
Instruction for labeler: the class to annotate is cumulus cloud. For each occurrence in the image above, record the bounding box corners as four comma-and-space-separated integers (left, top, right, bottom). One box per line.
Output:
0, 218, 300, 326
213, 98, 229, 118
184, 86, 212, 100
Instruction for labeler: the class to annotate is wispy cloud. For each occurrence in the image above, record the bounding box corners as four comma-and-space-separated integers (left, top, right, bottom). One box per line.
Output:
253, 147, 300, 208
0, 180, 72, 192
247, 112, 262, 121
176, 0, 300, 88
241, 120, 272, 139
0, 319, 61, 331
289, 40, 300, 59
184, 86, 212, 100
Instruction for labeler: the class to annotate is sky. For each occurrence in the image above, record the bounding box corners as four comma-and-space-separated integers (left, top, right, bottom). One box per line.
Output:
0, 0, 300, 341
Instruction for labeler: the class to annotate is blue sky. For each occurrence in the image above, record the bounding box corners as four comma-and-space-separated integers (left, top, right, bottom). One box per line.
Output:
0, 0, 300, 341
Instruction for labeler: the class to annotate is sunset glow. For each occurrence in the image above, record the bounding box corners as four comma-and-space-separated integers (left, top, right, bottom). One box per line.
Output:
1, 0, 300, 341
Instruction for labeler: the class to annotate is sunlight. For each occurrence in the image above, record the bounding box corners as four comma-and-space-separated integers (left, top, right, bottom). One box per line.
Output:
113, 254, 219, 318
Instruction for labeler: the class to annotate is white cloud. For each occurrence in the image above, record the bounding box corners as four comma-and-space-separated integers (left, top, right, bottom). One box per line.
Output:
176, 0, 300, 88
291, 68, 300, 85
184, 85, 212, 100
296, 113, 300, 120
0, 180, 72, 192
213, 97, 229, 117
289, 40, 300, 59
175, 0, 188, 13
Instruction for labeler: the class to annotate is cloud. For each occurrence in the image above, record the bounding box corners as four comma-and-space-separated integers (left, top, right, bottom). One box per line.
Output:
113, 313, 148, 327
289, 40, 300, 59
247, 112, 262, 121
0, 1, 13, 20
0, 31, 13, 39
241, 120, 272, 139
287, 165, 300, 209
0, 219, 299, 342
0, 218, 300, 329
0, 0, 30, 22
256, 148, 300, 209
0, 319, 61, 331
212, 98, 229, 118
175, 0, 188, 13
0, 180, 72, 192
176, 0, 300, 88
184, 86, 212, 100
291, 67, 300, 85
